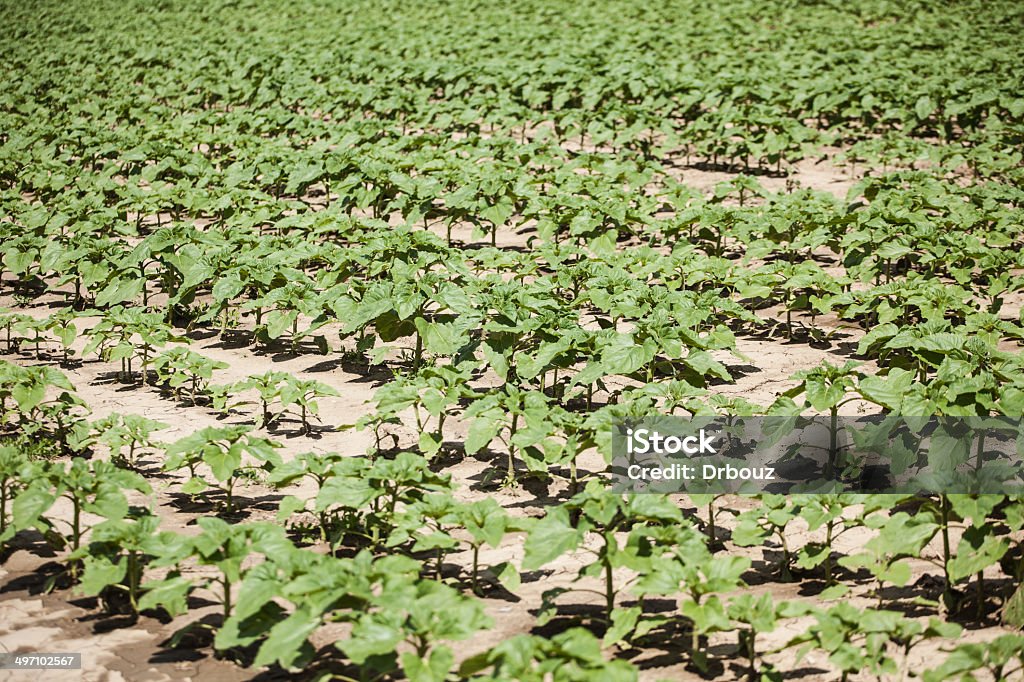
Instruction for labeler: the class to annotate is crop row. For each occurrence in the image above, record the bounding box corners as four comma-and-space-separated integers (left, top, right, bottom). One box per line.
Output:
2, 361, 1024, 680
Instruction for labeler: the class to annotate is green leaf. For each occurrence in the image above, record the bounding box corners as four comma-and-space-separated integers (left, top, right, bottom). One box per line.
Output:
818, 584, 849, 600
414, 318, 467, 356
340, 619, 403, 664
948, 525, 1008, 583
858, 369, 914, 410
212, 273, 245, 302
205, 446, 242, 483
601, 336, 650, 375
317, 476, 377, 510
465, 413, 502, 455
603, 606, 641, 646
522, 507, 584, 570
181, 476, 208, 494
878, 561, 911, 587
402, 646, 454, 682
265, 309, 297, 339
95, 277, 144, 307
1002, 583, 1024, 628
915, 95, 934, 121
492, 561, 520, 591
253, 607, 319, 669
139, 575, 193, 617
77, 555, 126, 596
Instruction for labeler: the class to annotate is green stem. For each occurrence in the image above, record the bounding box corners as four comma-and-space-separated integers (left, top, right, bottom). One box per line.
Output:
603, 531, 615, 624
690, 594, 702, 653
976, 570, 984, 621
507, 414, 519, 481
71, 499, 81, 551
825, 519, 834, 585
140, 265, 148, 307
127, 551, 140, 611
225, 478, 234, 514
941, 495, 953, 610
1, 482, 7, 534
223, 576, 233, 620
827, 407, 839, 479
708, 500, 716, 544
471, 544, 480, 595
747, 630, 756, 679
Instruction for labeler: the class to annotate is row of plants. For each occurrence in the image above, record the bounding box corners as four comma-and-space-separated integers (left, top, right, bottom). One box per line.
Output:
4, 428, 1024, 681
5, 166, 1023, 298
4, 1, 1023, 202
4, 357, 1023, 674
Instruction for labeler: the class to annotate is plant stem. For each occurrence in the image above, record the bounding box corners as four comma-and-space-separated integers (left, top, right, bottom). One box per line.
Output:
223, 577, 233, 620
127, 550, 139, 611
708, 500, 716, 544
827, 407, 838, 479
225, 478, 234, 514
471, 544, 480, 595
825, 519, 834, 585
603, 531, 615, 624
940, 494, 953, 610
507, 413, 519, 482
